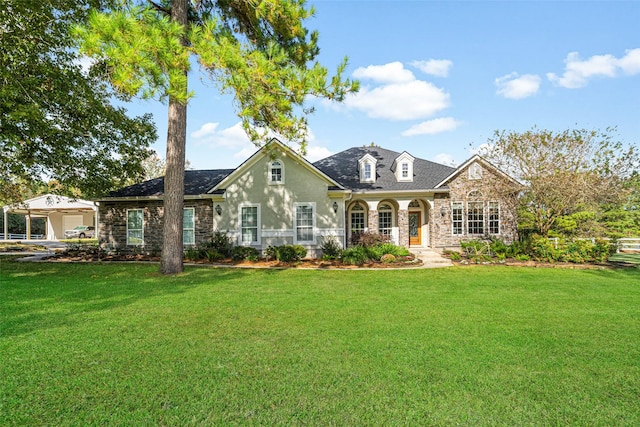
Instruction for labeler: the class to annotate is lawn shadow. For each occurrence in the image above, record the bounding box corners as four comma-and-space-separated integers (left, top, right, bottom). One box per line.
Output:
0, 260, 256, 337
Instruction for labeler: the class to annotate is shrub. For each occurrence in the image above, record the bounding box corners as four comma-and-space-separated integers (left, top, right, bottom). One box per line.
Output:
489, 239, 509, 257
380, 253, 396, 263
351, 231, 389, 247
266, 245, 307, 262
204, 230, 234, 258
530, 236, 560, 262
321, 235, 342, 260
515, 254, 531, 261
447, 251, 462, 261
231, 246, 260, 261
184, 247, 204, 261
461, 240, 491, 263
341, 246, 370, 265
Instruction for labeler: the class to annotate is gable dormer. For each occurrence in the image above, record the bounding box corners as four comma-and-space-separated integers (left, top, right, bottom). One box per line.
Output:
392, 151, 415, 182
358, 153, 377, 183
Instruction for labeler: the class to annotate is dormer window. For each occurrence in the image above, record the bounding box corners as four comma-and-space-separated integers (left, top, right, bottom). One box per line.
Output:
469, 162, 483, 180
393, 151, 414, 182
358, 154, 377, 183
269, 159, 284, 185
401, 163, 409, 178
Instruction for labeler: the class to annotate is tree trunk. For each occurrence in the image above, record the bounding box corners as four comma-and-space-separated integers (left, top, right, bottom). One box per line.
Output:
160, 0, 189, 275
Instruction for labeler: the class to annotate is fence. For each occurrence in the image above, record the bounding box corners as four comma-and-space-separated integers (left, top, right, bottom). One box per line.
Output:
548, 237, 640, 253
0, 233, 45, 240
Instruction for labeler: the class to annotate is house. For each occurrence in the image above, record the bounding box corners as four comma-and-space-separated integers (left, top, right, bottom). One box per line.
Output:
97, 139, 518, 256
2, 194, 97, 240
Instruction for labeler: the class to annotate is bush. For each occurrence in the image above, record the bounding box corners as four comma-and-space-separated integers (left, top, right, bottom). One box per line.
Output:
341, 246, 370, 265
351, 231, 389, 247
204, 230, 234, 258
380, 253, 396, 263
321, 236, 342, 260
266, 245, 307, 262
530, 236, 560, 262
231, 246, 260, 261
461, 240, 492, 263
443, 250, 461, 261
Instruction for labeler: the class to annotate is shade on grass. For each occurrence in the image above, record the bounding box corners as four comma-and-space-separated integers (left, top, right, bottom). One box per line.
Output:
1, 260, 639, 425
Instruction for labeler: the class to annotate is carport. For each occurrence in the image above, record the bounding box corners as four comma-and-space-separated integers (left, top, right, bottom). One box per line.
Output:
2, 194, 97, 240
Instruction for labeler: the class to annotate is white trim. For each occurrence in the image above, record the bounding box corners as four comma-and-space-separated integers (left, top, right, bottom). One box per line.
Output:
183, 207, 195, 246
488, 201, 501, 235
268, 159, 285, 185
238, 203, 261, 246
358, 153, 378, 184
434, 154, 522, 189
393, 151, 415, 182
126, 208, 144, 246
451, 201, 464, 236
293, 202, 316, 244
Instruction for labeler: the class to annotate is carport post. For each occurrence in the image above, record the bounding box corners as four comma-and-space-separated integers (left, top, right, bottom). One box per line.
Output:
3, 207, 7, 240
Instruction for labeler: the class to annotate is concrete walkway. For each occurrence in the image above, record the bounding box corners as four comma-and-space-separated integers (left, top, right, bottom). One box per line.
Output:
411, 248, 453, 268
0, 240, 67, 262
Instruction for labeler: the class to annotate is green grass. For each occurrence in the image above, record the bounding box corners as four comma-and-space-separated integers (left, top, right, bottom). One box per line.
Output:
1, 260, 639, 425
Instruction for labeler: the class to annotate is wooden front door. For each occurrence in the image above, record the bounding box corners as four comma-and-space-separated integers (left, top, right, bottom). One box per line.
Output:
409, 212, 421, 246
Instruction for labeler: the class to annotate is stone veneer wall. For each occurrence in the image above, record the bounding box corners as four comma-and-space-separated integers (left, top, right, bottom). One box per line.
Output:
397, 209, 409, 247
430, 163, 518, 251
99, 199, 214, 252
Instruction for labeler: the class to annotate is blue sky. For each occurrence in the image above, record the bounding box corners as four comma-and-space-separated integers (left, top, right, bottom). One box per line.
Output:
122, 1, 640, 170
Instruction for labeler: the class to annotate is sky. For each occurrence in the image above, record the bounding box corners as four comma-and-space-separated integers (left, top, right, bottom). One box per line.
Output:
119, 1, 640, 170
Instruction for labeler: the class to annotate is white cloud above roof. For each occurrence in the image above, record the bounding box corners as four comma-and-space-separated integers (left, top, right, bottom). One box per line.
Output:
410, 59, 453, 77
352, 61, 415, 84
547, 48, 640, 88
495, 73, 541, 99
190, 122, 248, 147
401, 117, 461, 136
346, 62, 451, 121
432, 153, 457, 167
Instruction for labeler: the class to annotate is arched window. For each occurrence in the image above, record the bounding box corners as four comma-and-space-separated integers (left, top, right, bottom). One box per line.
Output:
378, 203, 393, 236
350, 202, 365, 240
268, 160, 284, 184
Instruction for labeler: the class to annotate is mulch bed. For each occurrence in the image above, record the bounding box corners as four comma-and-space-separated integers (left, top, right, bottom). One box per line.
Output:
46, 248, 423, 269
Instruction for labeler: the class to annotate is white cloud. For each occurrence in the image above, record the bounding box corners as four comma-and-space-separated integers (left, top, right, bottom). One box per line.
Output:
495, 73, 541, 99
432, 153, 457, 167
547, 48, 640, 88
410, 59, 453, 77
346, 80, 450, 121
74, 55, 95, 75
469, 143, 493, 156
190, 122, 219, 139
401, 117, 461, 136
305, 145, 334, 162
352, 61, 416, 84
617, 48, 640, 74
190, 122, 249, 147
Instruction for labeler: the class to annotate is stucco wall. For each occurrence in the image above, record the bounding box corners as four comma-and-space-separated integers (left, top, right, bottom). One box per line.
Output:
212, 147, 345, 256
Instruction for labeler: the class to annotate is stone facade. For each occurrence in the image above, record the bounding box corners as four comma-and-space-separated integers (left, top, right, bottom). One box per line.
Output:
430, 162, 518, 251
98, 199, 214, 252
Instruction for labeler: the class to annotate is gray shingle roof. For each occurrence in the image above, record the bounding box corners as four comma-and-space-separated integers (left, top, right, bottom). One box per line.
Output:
107, 169, 234, 197
313, 147, 456, 191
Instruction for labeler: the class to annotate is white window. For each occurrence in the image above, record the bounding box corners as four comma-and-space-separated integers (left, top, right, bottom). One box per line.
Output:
452, 202, 464, 235
269, 160, 284, 185
393, 152, 414, 182
467, 201, 484, 235
401, 163, 409, 178
378, 203, 393, 236
350, 203, 365, 240
126, 209, 143, 246
183, 207, 195, 245
294, 203, 315, 244
358, 154, 377, 183
488, 202, 500, 235
239, 204, 260, 245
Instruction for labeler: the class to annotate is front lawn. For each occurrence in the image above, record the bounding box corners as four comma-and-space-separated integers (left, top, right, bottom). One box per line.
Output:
1, 260, 639, 425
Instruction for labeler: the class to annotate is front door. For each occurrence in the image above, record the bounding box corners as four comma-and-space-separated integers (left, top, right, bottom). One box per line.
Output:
409, 212, 421, 246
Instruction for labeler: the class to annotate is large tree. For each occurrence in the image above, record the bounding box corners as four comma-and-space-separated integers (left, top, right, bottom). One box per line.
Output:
76, 0, 358, 274
480, 127, 639, 237
0, 0, 157, 206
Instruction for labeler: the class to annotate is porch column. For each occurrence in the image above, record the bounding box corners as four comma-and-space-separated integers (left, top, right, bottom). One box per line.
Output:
397, 200, 411, 248
365, 201, 378, 233
26, 212, 31, 240
3, 208, 7, 240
